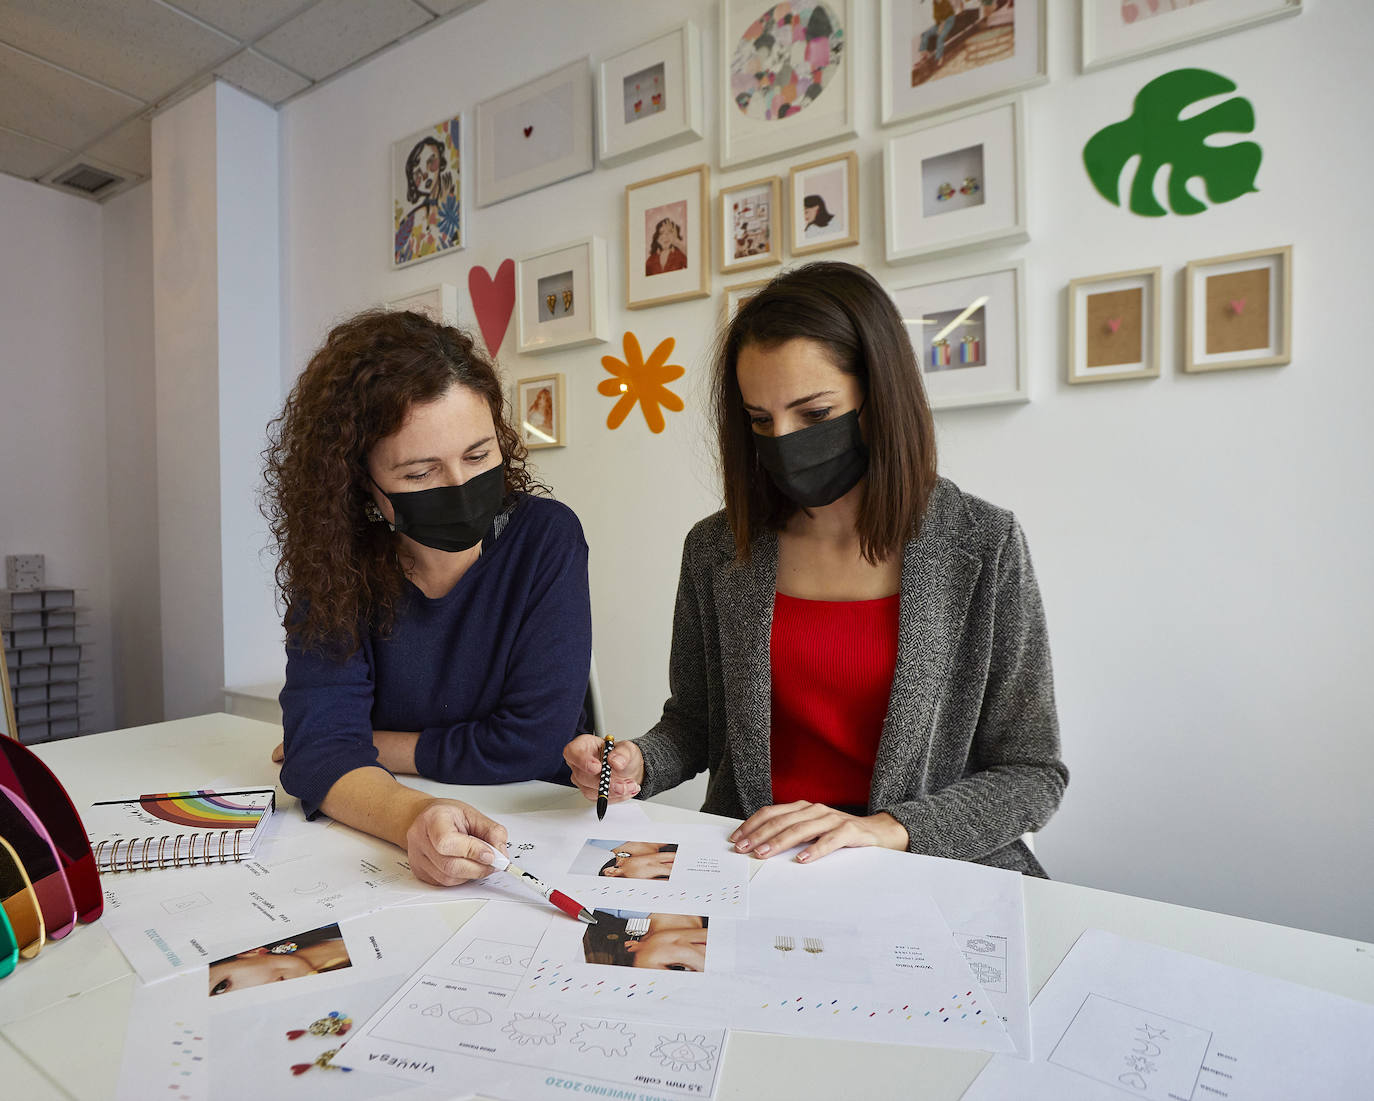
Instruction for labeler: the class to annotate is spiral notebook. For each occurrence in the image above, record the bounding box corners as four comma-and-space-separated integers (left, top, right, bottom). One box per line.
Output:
85, 789, 276, 871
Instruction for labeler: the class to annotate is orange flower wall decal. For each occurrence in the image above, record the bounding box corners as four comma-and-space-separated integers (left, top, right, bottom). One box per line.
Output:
598, 332, 685, 434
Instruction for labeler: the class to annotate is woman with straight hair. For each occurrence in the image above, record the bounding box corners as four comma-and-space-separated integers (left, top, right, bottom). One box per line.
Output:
264, 309, 592, 886
565, 262, 1066, 876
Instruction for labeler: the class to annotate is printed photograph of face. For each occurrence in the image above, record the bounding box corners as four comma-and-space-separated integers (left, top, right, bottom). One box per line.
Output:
582, 910, 709, 972
570, 839, 679, 880
207, 923, 352, 997
644, 200, 688, 277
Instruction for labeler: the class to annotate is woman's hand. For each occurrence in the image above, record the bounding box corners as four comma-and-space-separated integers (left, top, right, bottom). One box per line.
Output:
270, 742, 284, 764
563, 735, 643, 804
729, 802, 909, 864
405, 799, 509, 887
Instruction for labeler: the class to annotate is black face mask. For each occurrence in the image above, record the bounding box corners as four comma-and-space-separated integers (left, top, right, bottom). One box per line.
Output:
753, 408, 869, 509
370, 464, 505, 553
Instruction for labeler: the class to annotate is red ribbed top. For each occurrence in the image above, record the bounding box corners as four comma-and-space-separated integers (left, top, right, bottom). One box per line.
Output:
769, 591, 900, 808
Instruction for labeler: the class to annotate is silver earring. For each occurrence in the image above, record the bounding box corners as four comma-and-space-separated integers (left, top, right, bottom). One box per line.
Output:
364, 501, 385, 523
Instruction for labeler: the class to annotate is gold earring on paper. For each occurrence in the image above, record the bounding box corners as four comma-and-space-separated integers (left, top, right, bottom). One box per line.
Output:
546, 293, 558, 315
562, 289, 573, 313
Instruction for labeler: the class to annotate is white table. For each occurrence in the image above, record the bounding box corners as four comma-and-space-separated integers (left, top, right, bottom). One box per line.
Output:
4, 714, 1372, 1100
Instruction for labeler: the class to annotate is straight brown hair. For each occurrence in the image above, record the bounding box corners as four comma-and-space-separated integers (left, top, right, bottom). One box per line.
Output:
713, 262, 938, 563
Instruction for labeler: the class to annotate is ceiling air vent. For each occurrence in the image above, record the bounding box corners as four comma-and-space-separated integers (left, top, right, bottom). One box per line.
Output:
51, 163, 123, 197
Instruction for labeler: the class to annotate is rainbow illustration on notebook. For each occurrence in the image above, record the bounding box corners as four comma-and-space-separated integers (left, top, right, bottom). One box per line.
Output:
85, 789, 275, 872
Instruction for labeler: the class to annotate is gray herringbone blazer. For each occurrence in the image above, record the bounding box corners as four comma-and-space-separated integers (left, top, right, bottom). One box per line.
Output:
635, 477, 1068, 877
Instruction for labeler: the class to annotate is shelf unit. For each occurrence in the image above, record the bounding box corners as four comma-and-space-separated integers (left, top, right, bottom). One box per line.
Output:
2, 587, 90, 744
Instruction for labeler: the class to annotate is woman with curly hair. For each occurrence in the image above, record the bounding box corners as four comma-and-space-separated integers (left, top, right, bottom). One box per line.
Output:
263, 309, 592, 886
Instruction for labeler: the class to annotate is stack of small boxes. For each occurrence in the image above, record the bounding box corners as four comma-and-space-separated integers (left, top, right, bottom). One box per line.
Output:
1, 555, 83, 744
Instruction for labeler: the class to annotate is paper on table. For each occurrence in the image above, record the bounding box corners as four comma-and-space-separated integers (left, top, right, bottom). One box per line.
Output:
341, 902, 728, 1101
964, 928, 1374, 1100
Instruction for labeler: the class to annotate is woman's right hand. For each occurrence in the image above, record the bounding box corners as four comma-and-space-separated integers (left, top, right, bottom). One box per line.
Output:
404, 798, 509, 887
564, 735, 643, 804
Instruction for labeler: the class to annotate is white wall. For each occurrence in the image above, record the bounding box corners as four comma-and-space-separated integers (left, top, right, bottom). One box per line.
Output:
278, 0, 1374, 940
0, 173, 115, 735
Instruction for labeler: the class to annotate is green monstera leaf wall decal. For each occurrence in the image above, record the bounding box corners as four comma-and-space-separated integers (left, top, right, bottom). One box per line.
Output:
1083, 68, 1261, 217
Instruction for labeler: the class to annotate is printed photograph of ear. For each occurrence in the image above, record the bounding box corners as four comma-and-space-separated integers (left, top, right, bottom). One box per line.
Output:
582, 909, 709, 972
570, 839, 680, 880
207, 922, 351, 997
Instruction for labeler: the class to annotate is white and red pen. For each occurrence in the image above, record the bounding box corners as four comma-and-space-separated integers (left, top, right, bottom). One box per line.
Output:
487, 847, 597, 924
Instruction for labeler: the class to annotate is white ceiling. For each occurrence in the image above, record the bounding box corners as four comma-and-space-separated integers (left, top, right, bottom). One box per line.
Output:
0, 0, 483, 201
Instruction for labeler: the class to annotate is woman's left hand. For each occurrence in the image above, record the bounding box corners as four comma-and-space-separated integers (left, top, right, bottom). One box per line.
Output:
729, 802, 908, 864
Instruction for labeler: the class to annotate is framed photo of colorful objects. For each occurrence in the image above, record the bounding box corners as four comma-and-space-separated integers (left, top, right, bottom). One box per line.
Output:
597, 22, 704, 166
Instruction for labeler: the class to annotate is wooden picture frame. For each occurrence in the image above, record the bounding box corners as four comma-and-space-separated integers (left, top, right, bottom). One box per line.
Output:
625, 163, 711, 309
1184, 245, 1292, 373
1067, 267, 1162, 384
515, 373, 567, 449
789, 150, 859, 257
597, 21, 704, 166
721, 277, 773, 327
718, 175, 782, 274
515, 237, 610, 355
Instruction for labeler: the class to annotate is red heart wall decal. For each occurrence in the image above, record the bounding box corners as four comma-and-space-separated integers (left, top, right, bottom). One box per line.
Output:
469, 259, 516, 356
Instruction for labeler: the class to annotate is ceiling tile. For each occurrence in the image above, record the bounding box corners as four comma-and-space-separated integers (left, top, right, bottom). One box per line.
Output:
0, 125, 71, 179
84, 115, 152, 176
0, 0, 237, 102
169, 0, 317, 42
255, 0, 431, 82
415, 0, 484, 14
215, 48, 311, 104
0, 43, 143, 151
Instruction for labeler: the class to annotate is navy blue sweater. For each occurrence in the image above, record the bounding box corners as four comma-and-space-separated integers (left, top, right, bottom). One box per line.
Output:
279, 494, 592, 817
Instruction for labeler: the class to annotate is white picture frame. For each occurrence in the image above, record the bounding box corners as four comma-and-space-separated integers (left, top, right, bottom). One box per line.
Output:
719, 0, 858, 169
515, 237, 610, 355
385, 283, 459, 325
626, 163, 711, 309
514, 373, 567, 450
1082, 0, 1302, 73
597, 22, 704, 166
884, 97, 1027, 265
1184, 245, 1292, 374
391, 115, 463, 269
475, 58, 594, 207
890, 261, 1028, 409
880, 0, 1046, 126
1067, 266, 1162, 384
718, 176, 782, 274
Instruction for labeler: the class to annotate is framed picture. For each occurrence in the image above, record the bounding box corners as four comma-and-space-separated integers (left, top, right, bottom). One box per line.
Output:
884, 97, 1027, 264
1184, 245, 1292, 373
475, 58, 594, 207
391, 116, 463, 268
515, 237, 610, 355
625, 163, 711, 309
386, 283, 459, 325
721, 277, 773, 326
597, 22, 704, 166
515, 373, 567, 449
789, 150, 858, 256
719, 0, 858, 169
889, 262, 1028, 409
718, 176, 782, 274
1082, 0, 1302, 72
881, 0, 1046, 126
1067, 267, 1162, 384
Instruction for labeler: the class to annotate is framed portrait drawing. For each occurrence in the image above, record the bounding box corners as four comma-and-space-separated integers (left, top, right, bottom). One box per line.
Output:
1082, 0, 1302, 72
597, 22, 704, 166
720, 0, 858, 169
890, 262, 1028, 409
789, 150, 858, 256
885, 97, 1027, 264
515, 373, 566, 449
1184, 245, 1291, 373
721, 277, 773, 325
515, 237, 610, 355
1067, 267, 1162, 384
386, 283, 459, 325
392, 116, 463, 269
475, 58, 594, 207
881, 0, 1046, 126
719, 176, 782, 274
626, 163, 711, 309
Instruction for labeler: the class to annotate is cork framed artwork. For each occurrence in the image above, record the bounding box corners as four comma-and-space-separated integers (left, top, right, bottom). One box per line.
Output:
1067, 267, 1162, 384
1184, 245, 1292, 373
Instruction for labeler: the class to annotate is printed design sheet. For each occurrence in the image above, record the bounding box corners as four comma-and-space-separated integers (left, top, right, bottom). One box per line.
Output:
342, 903, 728, 1101
115, 906, 467, 1101
516, 855, 1014, 1052
964, 929, 1374, 1100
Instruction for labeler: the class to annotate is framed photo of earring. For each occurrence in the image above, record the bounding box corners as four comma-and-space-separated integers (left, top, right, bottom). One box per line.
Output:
515, 373, 567, 449
789, 150, 858, 257
626, 163, 711, 309
884, 97, 1027, 264
597, 21, 704, 166
1183, 245, 1292, 373
516, 237, 611, 355
1067, 266, 1162, 384
718, 175, 782, 274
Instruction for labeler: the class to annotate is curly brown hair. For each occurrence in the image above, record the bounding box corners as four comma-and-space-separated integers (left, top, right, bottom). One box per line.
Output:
262, 309, 544, 656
